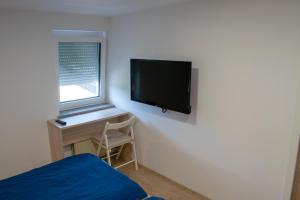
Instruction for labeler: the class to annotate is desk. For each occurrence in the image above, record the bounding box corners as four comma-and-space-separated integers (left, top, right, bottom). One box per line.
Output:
47, 108, 129, 161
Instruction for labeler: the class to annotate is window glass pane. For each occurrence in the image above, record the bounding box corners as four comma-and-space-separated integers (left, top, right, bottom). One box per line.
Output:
58, 42, 100, 102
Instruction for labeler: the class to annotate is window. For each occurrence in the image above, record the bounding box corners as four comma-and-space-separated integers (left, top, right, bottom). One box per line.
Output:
54, 30, 106, 111
58, 42, 101, 102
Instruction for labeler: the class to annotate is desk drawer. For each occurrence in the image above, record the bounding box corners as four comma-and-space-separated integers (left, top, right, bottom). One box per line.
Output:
62, 117, 121, 146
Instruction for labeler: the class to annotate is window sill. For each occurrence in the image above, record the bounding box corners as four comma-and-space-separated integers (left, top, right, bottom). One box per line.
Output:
58, 103, 115, 118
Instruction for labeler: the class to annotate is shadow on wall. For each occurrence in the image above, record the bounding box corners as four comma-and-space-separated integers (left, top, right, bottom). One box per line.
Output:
131, 68, 199, 125
134, 121, 267, 200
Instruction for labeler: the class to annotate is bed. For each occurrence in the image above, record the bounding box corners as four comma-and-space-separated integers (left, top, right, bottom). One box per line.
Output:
0, 154, 163, 200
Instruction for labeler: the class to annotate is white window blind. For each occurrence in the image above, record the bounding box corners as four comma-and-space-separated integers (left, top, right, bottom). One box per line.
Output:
58, 42, 101, 102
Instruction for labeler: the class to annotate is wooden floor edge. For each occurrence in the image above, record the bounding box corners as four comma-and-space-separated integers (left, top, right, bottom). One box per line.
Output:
137, 163, 210, 200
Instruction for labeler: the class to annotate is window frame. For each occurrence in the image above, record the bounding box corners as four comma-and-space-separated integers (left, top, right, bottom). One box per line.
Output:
55, 33, 106, 111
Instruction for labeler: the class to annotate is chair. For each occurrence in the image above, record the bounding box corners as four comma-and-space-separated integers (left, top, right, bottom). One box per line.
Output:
91, 116, 138, 170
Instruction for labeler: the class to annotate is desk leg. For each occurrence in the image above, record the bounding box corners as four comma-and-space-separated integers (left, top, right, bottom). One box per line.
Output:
47, 122, 64, 161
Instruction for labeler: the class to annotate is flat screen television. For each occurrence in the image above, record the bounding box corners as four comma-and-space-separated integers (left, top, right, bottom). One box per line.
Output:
130, 59, 192, 114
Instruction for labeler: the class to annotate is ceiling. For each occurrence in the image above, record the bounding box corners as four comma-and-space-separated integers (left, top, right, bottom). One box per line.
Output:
0, 0, 193, 16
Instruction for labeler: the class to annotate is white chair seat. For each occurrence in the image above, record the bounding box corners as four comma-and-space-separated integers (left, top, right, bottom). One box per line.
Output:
92, 131, 132, 148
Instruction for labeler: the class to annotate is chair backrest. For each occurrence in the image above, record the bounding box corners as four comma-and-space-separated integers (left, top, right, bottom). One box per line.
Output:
106, 116, 135, 130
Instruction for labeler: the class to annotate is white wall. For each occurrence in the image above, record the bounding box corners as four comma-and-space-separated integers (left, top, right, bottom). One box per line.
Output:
107, 1, 300, 200
0, 9, 109, 179
285, 56, 300, 199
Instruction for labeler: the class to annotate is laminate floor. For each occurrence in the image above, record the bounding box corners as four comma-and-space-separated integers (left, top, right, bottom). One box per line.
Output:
118, 163, 209, 200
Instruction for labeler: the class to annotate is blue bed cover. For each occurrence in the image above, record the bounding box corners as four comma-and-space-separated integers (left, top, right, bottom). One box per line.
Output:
0, 154, 149, 200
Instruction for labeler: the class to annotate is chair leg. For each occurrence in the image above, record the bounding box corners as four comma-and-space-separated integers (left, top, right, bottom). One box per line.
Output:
106, 149, 111, 166
131, 142, 138, 170
96, 144, 102, 157
116, 145, 124, 160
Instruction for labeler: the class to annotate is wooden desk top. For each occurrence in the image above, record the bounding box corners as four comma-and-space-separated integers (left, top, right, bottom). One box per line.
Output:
48, 108, 129, 130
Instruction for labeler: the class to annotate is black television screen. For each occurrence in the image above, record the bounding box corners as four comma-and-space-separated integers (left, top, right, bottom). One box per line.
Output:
130, 59, 191, 114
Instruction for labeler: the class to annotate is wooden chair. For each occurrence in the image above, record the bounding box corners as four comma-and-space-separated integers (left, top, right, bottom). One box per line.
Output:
91, 116, 138, 170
